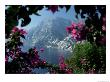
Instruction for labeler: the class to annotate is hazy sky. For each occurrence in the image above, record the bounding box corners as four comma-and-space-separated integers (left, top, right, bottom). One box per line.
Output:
18, 6, 80, 30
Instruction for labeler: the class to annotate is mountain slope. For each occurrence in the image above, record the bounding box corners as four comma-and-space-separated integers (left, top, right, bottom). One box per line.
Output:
22, 17, 72, 64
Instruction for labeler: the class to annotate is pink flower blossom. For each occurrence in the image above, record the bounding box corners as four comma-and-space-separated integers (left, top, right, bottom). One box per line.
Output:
72, 34, 78, 39
33, 47, 38, 52
49, 5, 58, 13
33, 47, 38, 56
59, 55, 64, 63
66, 21, 85, 41
66, 26, 73, 33
20, 29, 27, 35
72, 29, 77, 34
59, 63, 67, 70
59, 55, 67, 70
66, 22, 77, 33
12, 26, 19, 33
77, 21, 84, 29
71, 29, 78, 39
71, 22, 77, 28
42, 60, 46, 64
11, 27, 27, 35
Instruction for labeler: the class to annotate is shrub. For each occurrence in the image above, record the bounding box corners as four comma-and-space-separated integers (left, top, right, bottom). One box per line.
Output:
66, 41, 106, 74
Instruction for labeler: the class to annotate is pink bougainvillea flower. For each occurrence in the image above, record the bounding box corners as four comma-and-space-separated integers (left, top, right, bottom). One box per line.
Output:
42, 60, 46, 64
49, 5, 58, 13
59, 63, 67, 70
33, 47, 37, 51
33, 47, 38, 56
72, 29, 77, 34
59, 55, 64, 63
20, 29, 27, 35
71, 22, 77, 28
71, 29, 78, 39
40, 48, 44, 52
66, 22, 77, 33
11, 27, 27, 35
77, 21, 84, 29
59, 55, 67, 70
66, 21, 85, 41
71, 33, 77, 39
66, 26, 73, 33
12, 26, 19, 33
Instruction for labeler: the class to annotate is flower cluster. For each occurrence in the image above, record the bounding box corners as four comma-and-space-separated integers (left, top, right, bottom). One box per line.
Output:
58, 55, 72, 74
59, 55, 67, 70
12, 26, 27, 35
5, 47, 21, 62
66, 21, 85, 41
28, 47, 47, 68
6, 28, 73, 74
